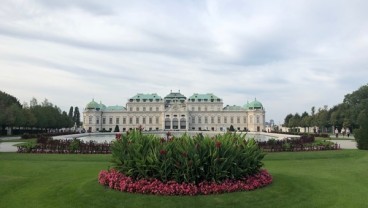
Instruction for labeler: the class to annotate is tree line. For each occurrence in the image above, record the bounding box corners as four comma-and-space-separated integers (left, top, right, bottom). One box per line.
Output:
0, 91, 81, 135
283, 84, 368, 133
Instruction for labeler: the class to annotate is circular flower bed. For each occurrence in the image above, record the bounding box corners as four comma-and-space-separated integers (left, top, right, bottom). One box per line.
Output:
98, 130, 273, 195
99, 169, 272, 195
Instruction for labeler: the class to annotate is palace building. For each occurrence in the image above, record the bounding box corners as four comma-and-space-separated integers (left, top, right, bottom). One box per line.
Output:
83, 91, 265, 132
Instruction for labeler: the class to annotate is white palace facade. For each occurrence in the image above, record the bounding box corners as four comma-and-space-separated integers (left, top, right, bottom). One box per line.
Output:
83, 91, 265, 132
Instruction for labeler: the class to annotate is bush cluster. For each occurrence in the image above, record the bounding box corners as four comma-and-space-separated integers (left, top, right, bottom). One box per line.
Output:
110, 130, 265, 184
18, 137, 111, 154
257, 135, 339, 152
270, 131, 330, 138
21, 131, 80, 139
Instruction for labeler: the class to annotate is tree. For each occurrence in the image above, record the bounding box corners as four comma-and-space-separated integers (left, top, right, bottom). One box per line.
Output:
114, 125, 120, 132
354, 109, 368, 150
342, 84, 368, 129
300, 112, 309, 132
73, 107, 81, 127
68, 106, 74, 120
0, 91, 22, 129
316, 109, 329, 133
288, 113, 301, 132
23, 108, 37, 128
41, 98, 52, 107
30, 97, 38, 107
283, 114, 293, 127
229, 125, 235, 132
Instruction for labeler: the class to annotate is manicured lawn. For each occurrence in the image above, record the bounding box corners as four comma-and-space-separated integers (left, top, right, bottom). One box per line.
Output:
1, 150, 367, 208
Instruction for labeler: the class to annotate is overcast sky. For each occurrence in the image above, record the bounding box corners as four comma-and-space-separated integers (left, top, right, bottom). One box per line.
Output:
1, 0, 368, 124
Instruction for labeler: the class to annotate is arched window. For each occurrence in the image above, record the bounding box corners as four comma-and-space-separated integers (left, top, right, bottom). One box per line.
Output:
172, 118, 179, 129
165, 118, 171, 129
180, 118, 186, 129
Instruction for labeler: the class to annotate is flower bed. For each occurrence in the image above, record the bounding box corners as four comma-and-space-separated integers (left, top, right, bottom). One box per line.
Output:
99, 130, 272, 195
98, 169, 272, 195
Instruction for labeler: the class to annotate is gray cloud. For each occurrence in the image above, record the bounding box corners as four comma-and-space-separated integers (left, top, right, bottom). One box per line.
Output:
1, 0, 368, 123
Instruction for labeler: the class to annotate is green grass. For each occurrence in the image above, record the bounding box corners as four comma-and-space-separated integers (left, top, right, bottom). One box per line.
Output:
1, 150, 368, 208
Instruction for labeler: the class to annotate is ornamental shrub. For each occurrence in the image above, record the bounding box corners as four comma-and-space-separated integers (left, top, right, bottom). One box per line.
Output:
355, 109, 368, 150
110, 130, 265, 184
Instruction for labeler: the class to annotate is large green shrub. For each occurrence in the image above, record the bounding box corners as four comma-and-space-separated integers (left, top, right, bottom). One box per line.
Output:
355, 109, 368, 150
111, 130, 265, 184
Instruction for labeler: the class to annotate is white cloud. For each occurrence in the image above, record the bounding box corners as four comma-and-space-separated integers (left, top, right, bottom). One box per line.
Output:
0, 0, 368, 124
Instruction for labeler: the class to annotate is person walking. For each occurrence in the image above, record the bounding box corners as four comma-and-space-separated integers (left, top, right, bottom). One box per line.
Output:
341, 128, 346, 137
346, 128, 350, 138
335, 128, 339, 138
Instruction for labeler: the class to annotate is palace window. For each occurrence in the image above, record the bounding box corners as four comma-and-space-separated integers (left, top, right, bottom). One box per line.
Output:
237, 117, 240, 124
129, 117, 133, 124
204, 116, 208, 124
136, 117, 139, 124
149, 107, 152, 111
89, 117, 92, 124
123, 117, 126, 124
143, 117, 146, 124
211, 117, 214, 124
109, 117, 113, 124
96, 118, 99, 124
136, 107, 139, 111
149, 117, 152, 124
116, 117, 120, 124
198, 117, 202, 124
224, 117, 227, 124
230, 117, 234, 123
156, 116, 159, 124
102, 118, 106, 124
218, 116, 221, 123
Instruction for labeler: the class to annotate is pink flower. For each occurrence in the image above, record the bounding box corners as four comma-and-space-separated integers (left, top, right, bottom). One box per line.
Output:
98, 169, 273, 195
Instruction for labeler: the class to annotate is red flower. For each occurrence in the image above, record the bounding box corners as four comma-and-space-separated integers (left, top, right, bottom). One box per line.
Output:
115, 133, 122, 140
160, 150, 167, 155
98, 169, 273, 196
215, 141, 222, 148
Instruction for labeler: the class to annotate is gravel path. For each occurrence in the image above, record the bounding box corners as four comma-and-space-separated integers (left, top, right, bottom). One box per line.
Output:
330, 140, 357, 149
0, 142, 21, 152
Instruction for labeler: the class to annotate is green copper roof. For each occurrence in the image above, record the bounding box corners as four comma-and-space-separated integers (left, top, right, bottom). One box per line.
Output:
244, 99, 263, 110
106, 105, 126, 111
129, 93, 163, 102
188, 93, 222, 102
85, 99, 106, 110
223, 105, 244, 111
164, 91, 186, 100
